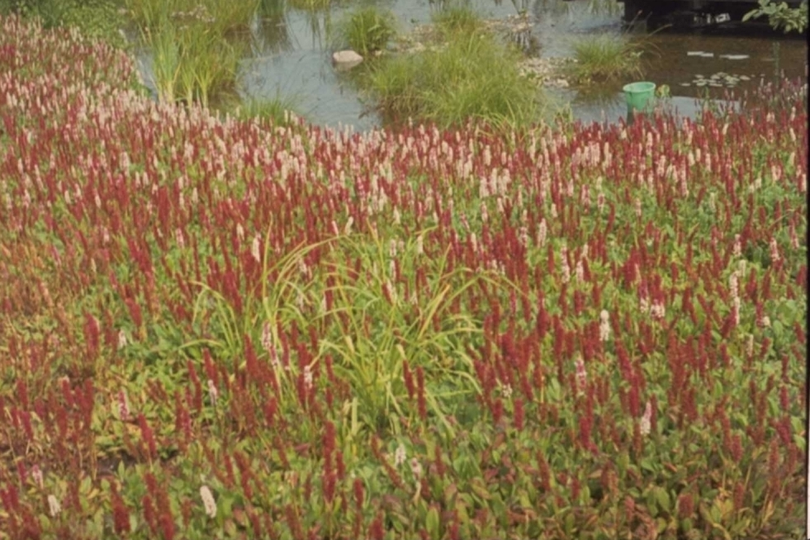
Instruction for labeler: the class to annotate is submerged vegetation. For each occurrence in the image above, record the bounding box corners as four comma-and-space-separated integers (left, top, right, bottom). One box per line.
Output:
1, 12, 807, 540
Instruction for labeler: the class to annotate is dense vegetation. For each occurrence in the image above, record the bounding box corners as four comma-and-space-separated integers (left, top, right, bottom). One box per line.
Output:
0, 13, 807, 540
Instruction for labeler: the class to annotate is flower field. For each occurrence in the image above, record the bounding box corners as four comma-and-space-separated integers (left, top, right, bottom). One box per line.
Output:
0, 15, 807, 540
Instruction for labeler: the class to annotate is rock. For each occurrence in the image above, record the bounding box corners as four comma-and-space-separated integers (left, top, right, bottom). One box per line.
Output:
332, 50, 363, 70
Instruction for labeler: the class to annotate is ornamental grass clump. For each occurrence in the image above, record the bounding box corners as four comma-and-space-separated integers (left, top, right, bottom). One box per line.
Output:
338, 6, 397, 58
0, 13, 806, 540
431, 3, 484, 37
366, 27, 543, 130
128, 0, 253, 107
568, 32, 646, 84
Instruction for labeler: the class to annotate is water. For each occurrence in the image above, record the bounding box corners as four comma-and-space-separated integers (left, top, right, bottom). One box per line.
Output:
135, 0, 808, 131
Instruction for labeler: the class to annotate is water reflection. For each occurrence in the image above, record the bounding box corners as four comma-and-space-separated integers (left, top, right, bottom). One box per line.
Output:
130, 0, 807, 131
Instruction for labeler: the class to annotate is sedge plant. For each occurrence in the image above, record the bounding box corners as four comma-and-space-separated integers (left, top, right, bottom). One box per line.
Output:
337, 6, 396, 57
366, 26, 543, 130
566, 32, 647, 84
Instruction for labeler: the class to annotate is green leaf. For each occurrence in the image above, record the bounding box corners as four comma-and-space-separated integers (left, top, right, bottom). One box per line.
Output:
426, 506, 440, 540
653, 486, 671, 514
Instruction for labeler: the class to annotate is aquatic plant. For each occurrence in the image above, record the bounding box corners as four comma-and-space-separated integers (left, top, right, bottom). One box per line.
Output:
142, 16, 245, 108
337, 6, 396, 57
0, 13, 807, 540
287, 0, 331, 12
366, 28, 543, 130
431, 3, 483, 36
567, 33, 646, 84
126, 0, 259, 34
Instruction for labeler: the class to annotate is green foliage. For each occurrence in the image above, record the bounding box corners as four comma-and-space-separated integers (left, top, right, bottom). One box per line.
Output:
124, 0, 258, 35
142, 18, 244, 107
0, 14, 806, 540
232, 95, 301, 126
567, 33, 646, 84
365, 28, 543, 130
128, 0, 252, 107
743, 0, 808, 33
338, 6, 396, 57
0, 0, 129, 46
431, 3, 483, 37
286, 0, 331, 12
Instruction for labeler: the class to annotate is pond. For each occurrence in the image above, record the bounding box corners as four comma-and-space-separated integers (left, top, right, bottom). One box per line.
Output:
133, 0, 808, 131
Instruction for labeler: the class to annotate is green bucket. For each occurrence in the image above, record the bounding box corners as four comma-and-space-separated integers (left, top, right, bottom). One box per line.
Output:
623, 81, 656, 114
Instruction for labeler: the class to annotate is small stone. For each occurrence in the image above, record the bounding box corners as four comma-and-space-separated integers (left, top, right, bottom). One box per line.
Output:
332, 50, 363, 70
740, 75, 750, 81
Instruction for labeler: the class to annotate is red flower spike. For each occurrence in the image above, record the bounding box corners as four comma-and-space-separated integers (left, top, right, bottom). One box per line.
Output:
403, 361, 415, 400
416, 367, 427, 421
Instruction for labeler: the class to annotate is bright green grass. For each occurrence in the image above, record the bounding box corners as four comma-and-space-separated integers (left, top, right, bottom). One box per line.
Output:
365, 28, 543, 130
337, 6, 396, 57
431, 3, 484, 37
143, 14, 245, 107
567, 33, 646, 84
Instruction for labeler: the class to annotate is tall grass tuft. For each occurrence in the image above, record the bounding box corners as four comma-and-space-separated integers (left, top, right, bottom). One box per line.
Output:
146, 19, 181, 103
567, 33, 646, 84
128, 0, 252, 108
338, 6, 396, 57
142, 15, 246, 107
431, 3, 483, 37
366, 28, 543, 130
